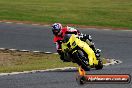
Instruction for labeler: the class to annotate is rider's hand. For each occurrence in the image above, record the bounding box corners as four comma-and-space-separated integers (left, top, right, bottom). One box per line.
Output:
77, 33, 84, 39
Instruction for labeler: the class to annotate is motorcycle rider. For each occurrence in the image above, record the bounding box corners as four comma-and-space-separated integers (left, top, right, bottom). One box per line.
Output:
52, 23, 101, 62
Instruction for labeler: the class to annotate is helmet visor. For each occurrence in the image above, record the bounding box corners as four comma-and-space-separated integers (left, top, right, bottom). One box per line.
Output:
52, 29, 60, 35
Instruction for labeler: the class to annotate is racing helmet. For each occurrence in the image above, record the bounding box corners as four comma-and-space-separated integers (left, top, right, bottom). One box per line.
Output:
52, 23, 62, 36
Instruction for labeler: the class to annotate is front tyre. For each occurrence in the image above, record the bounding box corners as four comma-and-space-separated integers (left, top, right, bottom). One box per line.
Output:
95, 59, 103, 70
73, 50, 91, 71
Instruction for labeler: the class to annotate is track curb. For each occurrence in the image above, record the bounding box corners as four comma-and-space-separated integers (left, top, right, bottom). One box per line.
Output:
0, 49, 122, 76
0, 20, 132, 31
0, 48, 57, 54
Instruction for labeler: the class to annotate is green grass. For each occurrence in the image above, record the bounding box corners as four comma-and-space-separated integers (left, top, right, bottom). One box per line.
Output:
0, 51, 77, 73
0, 50, 107, 73
0, 0, 132, 28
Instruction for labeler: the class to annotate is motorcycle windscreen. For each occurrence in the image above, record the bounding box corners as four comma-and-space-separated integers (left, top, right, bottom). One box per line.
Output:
63, 34, 72, 43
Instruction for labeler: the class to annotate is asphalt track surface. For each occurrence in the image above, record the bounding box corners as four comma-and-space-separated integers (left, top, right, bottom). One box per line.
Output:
0, 22, 132, 88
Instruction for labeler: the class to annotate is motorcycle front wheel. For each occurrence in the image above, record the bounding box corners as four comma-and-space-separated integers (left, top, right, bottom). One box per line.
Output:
73, 50, 91, 71
95, 59, 103, 70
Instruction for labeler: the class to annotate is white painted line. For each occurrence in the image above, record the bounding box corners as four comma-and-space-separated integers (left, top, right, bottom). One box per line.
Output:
0, 48, 6, 50
5, 22, 13, 24
42, 67, 77, 72
20, 50, 30, 52
0, 67, 77, 76
9, 49, 18, 51
32, 24, 40, 26
44, 52, 52, 54
32, 51, 41, 53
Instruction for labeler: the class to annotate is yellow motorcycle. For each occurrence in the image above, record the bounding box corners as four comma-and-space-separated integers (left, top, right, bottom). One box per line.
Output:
61, 34, 103, 71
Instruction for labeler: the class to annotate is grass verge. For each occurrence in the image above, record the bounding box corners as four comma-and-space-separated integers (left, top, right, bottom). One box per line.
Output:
0, 51, 78, 73
0, 50, 107, 73
0, 0, 132, 29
